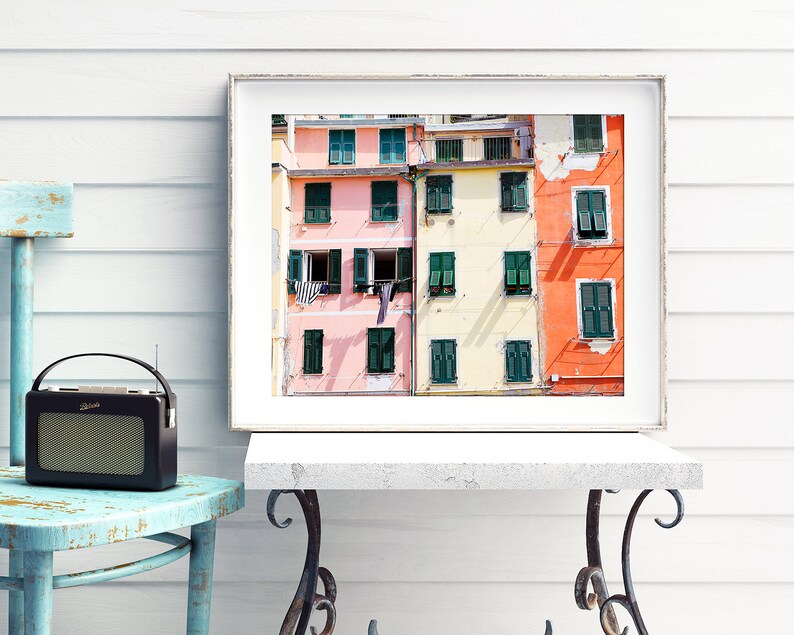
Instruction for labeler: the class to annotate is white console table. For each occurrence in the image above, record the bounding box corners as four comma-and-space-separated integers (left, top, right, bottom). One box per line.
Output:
246, 433, 702, 635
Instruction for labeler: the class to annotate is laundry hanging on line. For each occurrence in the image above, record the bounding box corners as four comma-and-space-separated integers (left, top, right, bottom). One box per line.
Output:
295, 280, 324, 306
376, 281, 395, 325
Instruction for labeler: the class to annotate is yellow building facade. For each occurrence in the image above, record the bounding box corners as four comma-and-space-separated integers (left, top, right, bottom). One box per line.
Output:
415, 125, 542, 394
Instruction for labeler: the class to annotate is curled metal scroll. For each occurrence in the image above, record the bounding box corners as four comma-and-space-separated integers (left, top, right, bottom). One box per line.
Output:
268, 490, 338, 635
574, 489, 685, 635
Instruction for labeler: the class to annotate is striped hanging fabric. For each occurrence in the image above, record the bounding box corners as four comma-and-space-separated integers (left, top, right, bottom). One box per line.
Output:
295, 281, 324, 306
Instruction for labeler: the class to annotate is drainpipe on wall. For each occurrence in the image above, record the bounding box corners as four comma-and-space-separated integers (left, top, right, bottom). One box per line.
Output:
401, 166, 429, 397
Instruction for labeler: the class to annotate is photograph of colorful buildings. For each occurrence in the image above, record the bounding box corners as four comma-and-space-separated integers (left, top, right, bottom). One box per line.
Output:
271, 114, 624, 397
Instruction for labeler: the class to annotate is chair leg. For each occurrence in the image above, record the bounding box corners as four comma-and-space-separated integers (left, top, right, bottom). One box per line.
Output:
9, 549, 24, 634
23, 551, 53, 635
187, 519, 217, 635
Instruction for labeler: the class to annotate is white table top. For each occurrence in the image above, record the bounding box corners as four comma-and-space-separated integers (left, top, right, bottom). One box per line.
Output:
245, 433, 702, 490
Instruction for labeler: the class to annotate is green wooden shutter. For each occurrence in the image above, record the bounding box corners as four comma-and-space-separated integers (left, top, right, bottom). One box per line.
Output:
305, 183, 331, 224
581, 283, 597, 338
501, 173, 514, 210
342, 130, 355, 164
379, 129, 392, 164
430, 340, 444, 383
429, 253, 442, 290
596, 283, 614, 337
393, 129, 406, 163
354, 248, 369, 291
443, 340, 456, 383
517, 251, 531, 290
426, 176, 452, 213
442, 252, 455, 293
576, 191, 592, 235
303, 330, 323, 374
397, 247, 412, 292
513, 173, 528, 210
367, 329, 380, 373
505, 341, 518, 382
591, 191, 607, 236
381, 328, 395, 372
573, 115, 589, 153
329, 130, 342, 164
587, 115, 603, 152
518, 340, 531, 381
372, 181, 397, 221
288, 250, 302, 294
328, 249, 342, 293
504, 252, 517, 289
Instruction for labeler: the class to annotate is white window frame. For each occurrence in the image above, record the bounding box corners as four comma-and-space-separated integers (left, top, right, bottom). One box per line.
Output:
575, 278, 618, 342
569, 114, 609, 155
369, 248, 399, 292
570, 185, 613, 245
303, 249, 330, 294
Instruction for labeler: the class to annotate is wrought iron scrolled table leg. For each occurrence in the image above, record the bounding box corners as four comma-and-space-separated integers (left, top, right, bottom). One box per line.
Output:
575, 489, 685, 635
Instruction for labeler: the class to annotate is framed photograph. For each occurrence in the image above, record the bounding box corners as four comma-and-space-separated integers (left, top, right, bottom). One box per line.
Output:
228, 74, 665, 432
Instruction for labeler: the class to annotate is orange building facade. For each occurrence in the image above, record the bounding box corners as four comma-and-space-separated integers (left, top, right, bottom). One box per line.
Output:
533, 115, 624, 395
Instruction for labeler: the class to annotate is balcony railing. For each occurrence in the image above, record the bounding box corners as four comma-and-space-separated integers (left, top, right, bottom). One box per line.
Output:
424, 131, 533, 163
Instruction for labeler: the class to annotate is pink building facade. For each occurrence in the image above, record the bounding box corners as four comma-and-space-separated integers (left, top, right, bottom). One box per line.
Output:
282, 117, 423, 395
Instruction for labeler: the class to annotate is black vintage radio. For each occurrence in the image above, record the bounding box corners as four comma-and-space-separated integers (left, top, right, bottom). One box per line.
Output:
25, 353, 177, 491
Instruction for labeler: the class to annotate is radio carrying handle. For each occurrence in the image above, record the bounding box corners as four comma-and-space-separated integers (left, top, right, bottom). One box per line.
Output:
31, 353, 177, 425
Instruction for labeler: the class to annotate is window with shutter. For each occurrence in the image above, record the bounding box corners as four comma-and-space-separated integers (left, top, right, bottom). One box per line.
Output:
328, 249, 342, 293
435, 139, 463, 162
575, 190, 609, 240
572, 115, 604, 154
371, 181, 399, 222
354, 248, 369, 292
426, 176, 453, 213
379, 128, 407, 164
429, 252, 455, 297
303, 330, 324, 375
288, 250, 302, 295
500, 172, 528, 211
397, 247, 412, 292
430, 339, 457, 384
304, 183, 331, 224
580, 281, 614, 339
505, 340, 532, 383
329, 129, 355, 165
504, 251, 532, 295
367, 328, 395, 374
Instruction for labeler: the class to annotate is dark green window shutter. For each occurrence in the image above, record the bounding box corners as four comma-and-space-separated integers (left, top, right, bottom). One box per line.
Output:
591, 191, 607, 235
573, 115, 604, 153
427, 175, 452, 213
506, 340, 532, 382
397, 247, 412, 292
379, 128, 406, 164
329, 130, 355, 165
576, 191, 592, 234
303, 330, 323, 374
587, 115, 604, 152
505, 251, 531, 295
576, 190, 608, 239
372, 181, 398, 221
580, 282, 614, 338
288, 250, 302, 294
367, 328, 395, 373
431, 339, 457, 384
501, 172, 527, 211
328, 249, 342, 293
429, 252, 442, 289
305, 183, 331, 224
442, 252, 455, 294
354, 248, 369, 291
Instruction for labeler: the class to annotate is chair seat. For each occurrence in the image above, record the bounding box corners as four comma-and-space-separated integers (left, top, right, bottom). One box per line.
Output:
0, 467, 243, 551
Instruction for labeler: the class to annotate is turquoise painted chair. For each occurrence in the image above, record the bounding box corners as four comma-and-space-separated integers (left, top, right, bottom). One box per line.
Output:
0, 182, 245, 633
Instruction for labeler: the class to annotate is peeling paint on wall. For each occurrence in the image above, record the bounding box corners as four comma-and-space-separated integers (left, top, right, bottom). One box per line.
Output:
534, 115, 600, 181
585, 340, 614, 355
367, 374, 397, 391
272, 228, 281, 276
272, 309, 278, 331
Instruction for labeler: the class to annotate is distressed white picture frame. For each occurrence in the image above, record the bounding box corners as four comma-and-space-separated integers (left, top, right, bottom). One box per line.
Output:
228, 74, 666, 432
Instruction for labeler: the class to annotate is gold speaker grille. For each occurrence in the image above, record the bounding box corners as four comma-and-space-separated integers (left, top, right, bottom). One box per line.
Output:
37, 412, 145, 476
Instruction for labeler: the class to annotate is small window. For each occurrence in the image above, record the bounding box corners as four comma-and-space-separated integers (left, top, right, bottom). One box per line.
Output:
372, 249, 397, 284
367, 328, 395, 374
329, 129, 355, 165
426, 175, 452, 213
304, 183, 331, 224
504, 251, 532, 296
505, 340, 532, 383
484, 136, 512, 160
435, 139, 463, 162
429, 252, 455, 297
305, 251, 328, 284
573, 115, 604, 154
371, 181, 399, 222
580, 281, 614, 339
575, 190, 608, 240
500, 172, 528, 211
430, 339, 457, 384
290, 250, 341, 294
303, 329, 324, 375
379, 128, 407, 164
272, 115, 287, 126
